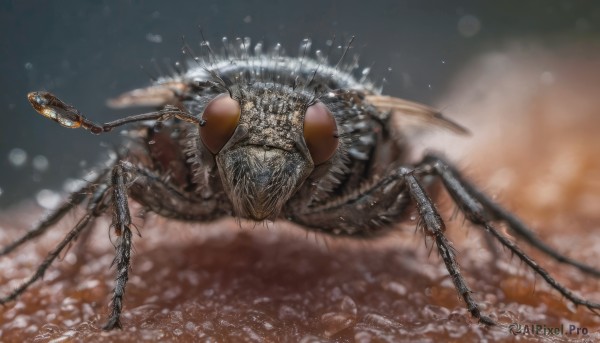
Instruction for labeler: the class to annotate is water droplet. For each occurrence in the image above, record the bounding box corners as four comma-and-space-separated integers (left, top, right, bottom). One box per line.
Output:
0, 187, 3, 197
242, 37, 251, 55
64, 252, 77, 265
243, 15, 252, 23
24, 62, 33, 70
185, 321, 197, 331
253, 42, 263, 56
11, 314, 29, 328
145, 33, 163, 44
169, 310, 184, 323
321, 311, 355, 337
32, 155, 49, 172
299, 38, 312, 56
315, 50, 327, 64
355, 331, 373, 343
363, 313, 400, 329
340, 296, 357, 316
458, 15, 481, 38
272, 43, 282, 57
36, 189, 62, 209
62, 330, 78, 338
79, 279, 100, 290
8, 148, 27, 167
25, 324, 39, 334
383, 281, 407, 296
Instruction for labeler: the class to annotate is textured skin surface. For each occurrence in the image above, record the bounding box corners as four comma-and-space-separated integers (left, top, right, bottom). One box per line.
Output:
1, 47, 600, 342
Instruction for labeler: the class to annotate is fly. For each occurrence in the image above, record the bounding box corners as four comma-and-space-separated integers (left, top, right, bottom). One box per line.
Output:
1, 37, 599, 330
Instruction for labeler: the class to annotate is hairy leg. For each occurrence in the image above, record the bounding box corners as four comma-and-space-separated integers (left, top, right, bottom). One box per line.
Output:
422, 153, 600, 277
102, 163, 133, 330
402, 168, 495, 324
100, 160, 231, 329
290, 167, 494, 324
421, 153, 600, 311
0, 180, 110, 305
0, 170, 110, 257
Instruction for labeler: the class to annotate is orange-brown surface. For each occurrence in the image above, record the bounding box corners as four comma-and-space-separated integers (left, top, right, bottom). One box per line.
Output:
1, 47, 600, 342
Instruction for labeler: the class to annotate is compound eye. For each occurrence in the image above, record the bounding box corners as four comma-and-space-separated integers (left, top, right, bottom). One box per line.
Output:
200, 93, 241, 154
303, 102, 339, 165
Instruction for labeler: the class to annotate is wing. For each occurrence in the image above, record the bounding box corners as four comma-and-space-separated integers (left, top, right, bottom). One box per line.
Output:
365, 95, 469, 135
107, 81, 189, 109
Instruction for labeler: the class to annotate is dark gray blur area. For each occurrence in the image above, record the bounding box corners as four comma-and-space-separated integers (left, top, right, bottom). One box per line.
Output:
0, 0, 598, 208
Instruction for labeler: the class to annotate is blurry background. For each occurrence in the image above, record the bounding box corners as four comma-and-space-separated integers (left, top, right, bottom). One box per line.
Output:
0, 0, 598, 208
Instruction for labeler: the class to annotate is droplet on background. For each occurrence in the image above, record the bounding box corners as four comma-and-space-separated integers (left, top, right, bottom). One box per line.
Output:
146, 33, 163, 44
32, 155, 49, 172
8, 148, 27, 167
63, 178, 86, 193
458, 15, 481, 37
35, 189, 62, 209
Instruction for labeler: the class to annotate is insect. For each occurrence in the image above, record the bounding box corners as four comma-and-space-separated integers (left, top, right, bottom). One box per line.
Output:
1, 37, 599, 331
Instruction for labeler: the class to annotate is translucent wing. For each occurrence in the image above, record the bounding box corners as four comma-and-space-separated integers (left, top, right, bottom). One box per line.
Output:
107, 81, 189, 109
365, 95, 469, 135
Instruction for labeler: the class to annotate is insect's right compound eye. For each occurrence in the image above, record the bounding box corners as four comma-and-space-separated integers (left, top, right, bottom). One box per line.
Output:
200, 93, 241, 154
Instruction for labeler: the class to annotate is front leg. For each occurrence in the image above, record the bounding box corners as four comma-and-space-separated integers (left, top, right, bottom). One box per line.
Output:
288, 166, 495, 324
287, 166, 412, 236
289, 156, 600, 325
100, 160, 232, 329
103, 163, 134, 330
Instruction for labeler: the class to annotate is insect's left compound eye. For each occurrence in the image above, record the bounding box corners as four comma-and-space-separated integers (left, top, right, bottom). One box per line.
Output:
303, 102, 339, 165
200, 93, 241, 154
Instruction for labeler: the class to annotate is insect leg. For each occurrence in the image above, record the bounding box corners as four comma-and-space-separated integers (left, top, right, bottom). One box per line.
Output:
421, 153, 600, 277
120, 162, 227, 221
421, 153, 600, 312
0, 181, 110, 305
98, 159, 229, 329
401, 168, 495, 325
102, 163, 134, 330
0, 170, 110, 257
288, 168, 495, 324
